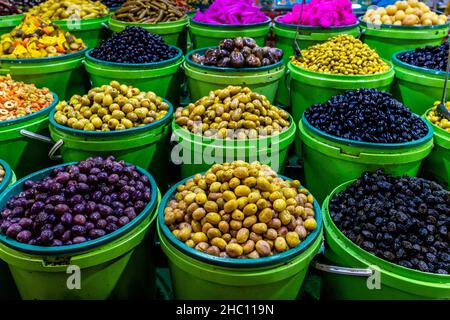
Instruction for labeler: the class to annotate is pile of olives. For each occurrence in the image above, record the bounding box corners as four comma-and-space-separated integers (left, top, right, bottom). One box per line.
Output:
426, 101, 450, 132
54, 81, 170, 131
0, 165, 5, 184
190, 37, 284, 68
174, 86, 291, 139
28, 0, 109, 20
0, 156, 152, 246
164, 161, 318, 259
290, 34, 390, 75
329, 170, 449, 274
363, 0, 447, 26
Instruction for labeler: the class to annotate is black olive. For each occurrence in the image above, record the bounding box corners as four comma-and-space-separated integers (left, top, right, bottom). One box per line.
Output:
242, 37, 257, 48
230, 51, 245, 68
234, 37, 244, 49
246, 54, 261, 67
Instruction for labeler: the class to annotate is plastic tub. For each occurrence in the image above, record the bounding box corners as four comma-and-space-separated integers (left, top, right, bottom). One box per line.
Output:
0, 93, 59, 178
171, 117, 296, 178
84, 48, 184, 106
0, 162, 160, 300
0, 14, 23, 36
188, 18, 271, 49
288, 60, 395, 155
319, 181, 450, 300
157, 174, 323, 300
108, 16, 189, 52
48, 103, 173, 189
184, 48, 285, 103
392, 51, 450, 115
0, 159, 14, 196
53, 16, 110, 48
359, 18, 449, 61
420, 109, 450, 189
298, 115, 434, 203
273, 17, 360, 108
0, 49, 89, 100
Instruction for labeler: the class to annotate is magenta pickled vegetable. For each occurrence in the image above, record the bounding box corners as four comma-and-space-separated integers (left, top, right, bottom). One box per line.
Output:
193, 0, 268, 24
278, 0, 357, 28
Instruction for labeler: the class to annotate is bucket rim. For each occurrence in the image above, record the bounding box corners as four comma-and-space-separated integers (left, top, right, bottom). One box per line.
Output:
49, 98, 173, 137
393, 50, 449, 76
190, 16, 271, 27
324, 179, 450, 280
0, 91, 58, 128
52, 15, 110, 24
158, 173, 323, 268
85, 46, 183, 68
0, 161, 159, 256
185, 47, 284, 72
109, 15, 189, 25
358, 16, 450, 30
0, 159, 13, 195
288, 59, 394, 79
172, 114, 296, 144
0, 47, 89, 64
301, 113, 434, 149
273, 16, 359, 30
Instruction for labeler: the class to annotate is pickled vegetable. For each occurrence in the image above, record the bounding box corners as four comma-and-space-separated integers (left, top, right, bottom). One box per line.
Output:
28, 0, 109, 20
112, 0, 187, 23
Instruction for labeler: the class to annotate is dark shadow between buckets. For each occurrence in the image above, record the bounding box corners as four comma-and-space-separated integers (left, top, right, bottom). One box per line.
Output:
0, 159, 13, 196
157, 174, 323, 269
0, 161, 158, 256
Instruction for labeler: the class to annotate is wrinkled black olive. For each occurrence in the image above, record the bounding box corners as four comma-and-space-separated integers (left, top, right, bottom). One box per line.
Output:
246, 54, 261, 67
242, 37, 257, 48
230, 51, 245, 68
241, 46, 252, 58
234, 37, 244, 49
217, 57, 230, 67
252, 46, 264, 60
261, 58, 271, 66
269, 47, 284, 60
219, 38, 235, 52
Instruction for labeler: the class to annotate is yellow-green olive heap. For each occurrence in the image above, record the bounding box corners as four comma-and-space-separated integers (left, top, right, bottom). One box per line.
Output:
427, 101, 450, 132
28, 0, 109, 20
54, 81, 170, 131
290, 34, 390, 75
164, 161, 318, 259
174, 86, 291, 139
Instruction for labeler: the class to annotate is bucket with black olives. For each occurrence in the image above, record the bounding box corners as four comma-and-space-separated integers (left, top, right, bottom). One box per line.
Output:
319, 170, 450, 299
0, 156, 160, 299
299, 88, 434, 203
185, 37, 285, 103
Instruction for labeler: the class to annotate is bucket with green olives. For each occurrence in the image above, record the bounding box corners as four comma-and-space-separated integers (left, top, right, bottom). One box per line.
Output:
158, 161, 323, 300
184, 37, 286, 103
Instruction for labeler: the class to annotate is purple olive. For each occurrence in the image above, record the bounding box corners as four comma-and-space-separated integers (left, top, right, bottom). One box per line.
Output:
19, 218, 32, 229
1, 209, 12, 219
71, 225, 86, 236
106, 216, 119, 224
6, 224, 22, 238
73, 214, 86, 225
85, 222, 95, 231
108, 174, 120, 184
1, 221, 12, 232
87, 175, 98, 184
16, 230, 32, 243
73, 203, 86, 215
12, 207, 24, 217
89, 229, 106, 239
54, 204, 69, 215
55, 172, 70, 184
105, 223, 118, 233
52, 239, 63, 246
118, 216, 130, 227
89, 167, 101, 175
61, 230, 71, 242
61, 213, 73, 226
77, 183, 89, 193
53, 224, 65, 237
96, 219, 107, 229
40, 229, 54, 244
89, 212, 101, 221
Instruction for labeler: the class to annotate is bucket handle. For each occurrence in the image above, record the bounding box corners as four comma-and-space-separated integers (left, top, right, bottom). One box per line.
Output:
284, 69, 291, 93
20, 130, 62, 161
312, 261, 374, 277
101, 22, 109, 29
358, 28, 366, 39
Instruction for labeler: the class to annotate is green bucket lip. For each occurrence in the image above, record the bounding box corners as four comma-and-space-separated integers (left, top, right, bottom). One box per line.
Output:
172, 114, 295, 144
301, 113, 434, 149
52, 15, 110, 23
273, 16, 359, 30
358, 16, 450, 30
185, 47, 284, 72
0, 161, 158, 256
0, 91, 58, 128
0, 159, 13, 196
324, 179, 450, 280
190, 16, 271, 27
158, 174, 323, 268
0, 47, 89, 64
49, 99, 173, 137
393, 50, 449, 76
85, 46, 183, 68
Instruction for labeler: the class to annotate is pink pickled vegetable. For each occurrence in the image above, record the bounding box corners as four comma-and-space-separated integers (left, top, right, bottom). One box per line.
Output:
193, 0, 268, 24
278, 0, 357, 28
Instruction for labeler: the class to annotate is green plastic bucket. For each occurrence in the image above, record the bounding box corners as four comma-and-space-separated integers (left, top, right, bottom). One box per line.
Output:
48, 103, 173, 190
0, 14, 23, 36
0, 159, 14, 196
53, 16, 110, 49
288, 60, 395, 155
420, 109, 450, 189
157, 174, 324, 300
108, 16, 189, 52
0, 162, 160, 300
299, 115, 434, 203
273, 17, 360, 108
0, 93, 59, 178
392, 51, 450, 115
188, 18, 271, 49
184, 48, 285, 103
84, 48, 184, 106
0, 48, 89, 100
359, 17, 449, 61
319, 181, 450, 300
171, 117, 296, 179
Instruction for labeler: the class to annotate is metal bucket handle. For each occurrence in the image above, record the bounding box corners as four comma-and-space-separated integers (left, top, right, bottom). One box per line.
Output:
20, 130, 63, 161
